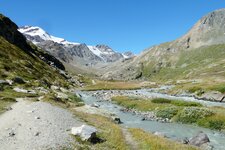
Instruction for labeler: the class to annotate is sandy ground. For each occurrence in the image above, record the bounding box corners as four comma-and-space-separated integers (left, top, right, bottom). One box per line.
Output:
0, 98, 83, 150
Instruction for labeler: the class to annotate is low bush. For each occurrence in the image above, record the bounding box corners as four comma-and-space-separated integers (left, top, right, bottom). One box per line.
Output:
197, 114, 225, 130
171, 100, 202, 107
156, 107, 179, 119
175, 107, 213, 123
210, 84, 225, 93
151, 98, 202, 107
151, 98, 171, 104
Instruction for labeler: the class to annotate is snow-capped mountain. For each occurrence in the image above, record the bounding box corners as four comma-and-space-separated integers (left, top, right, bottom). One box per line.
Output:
18, 26, 79, 45
19, 26, 133, 65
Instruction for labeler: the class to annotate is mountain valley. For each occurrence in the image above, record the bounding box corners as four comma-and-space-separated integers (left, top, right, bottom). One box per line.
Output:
0, 7, 225, 150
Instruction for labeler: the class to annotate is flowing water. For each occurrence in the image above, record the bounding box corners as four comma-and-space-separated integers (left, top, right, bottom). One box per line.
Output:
78, 90, 225, 150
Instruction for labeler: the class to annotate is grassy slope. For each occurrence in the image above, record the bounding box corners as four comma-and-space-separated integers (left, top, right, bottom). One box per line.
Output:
0, 36, 68, 86
140, 44, 225, 92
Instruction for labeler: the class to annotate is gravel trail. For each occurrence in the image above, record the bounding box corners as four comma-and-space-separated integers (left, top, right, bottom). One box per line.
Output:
122, 128, 139, 150
0, 98, 83, 150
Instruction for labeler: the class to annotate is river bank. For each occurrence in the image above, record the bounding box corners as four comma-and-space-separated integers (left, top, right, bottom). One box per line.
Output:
77, 90, 225, 150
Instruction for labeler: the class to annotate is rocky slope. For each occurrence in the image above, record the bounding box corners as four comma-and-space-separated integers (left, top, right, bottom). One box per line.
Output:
102, 8, 225, 82
19, 26, 133, 68
0, 14, 72, 87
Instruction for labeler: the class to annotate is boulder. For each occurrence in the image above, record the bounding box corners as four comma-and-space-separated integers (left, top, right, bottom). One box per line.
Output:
200, 143, 214, 150
12, 76, 25, 84
71, 125, 97, 142
199, 91, 225, 102
189, 132, 210, 147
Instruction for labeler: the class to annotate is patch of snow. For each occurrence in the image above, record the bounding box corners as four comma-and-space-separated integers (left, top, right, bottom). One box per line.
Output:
122, 54, 129, 59
18, 26, 80, 45
87, 46, 104, 59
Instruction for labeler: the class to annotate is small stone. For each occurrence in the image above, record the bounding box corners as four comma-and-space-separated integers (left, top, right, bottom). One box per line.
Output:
26, 110, 34, 113
35, 116, 40, 119
34, 132, 40, 136
9, 131, 15, 137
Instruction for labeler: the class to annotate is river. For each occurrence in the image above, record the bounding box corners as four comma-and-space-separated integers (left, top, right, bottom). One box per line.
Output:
78, 89, 225, 150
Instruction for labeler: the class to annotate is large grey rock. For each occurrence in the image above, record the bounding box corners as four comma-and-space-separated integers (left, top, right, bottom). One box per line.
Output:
71, 125, 97, 141
189, 132, 210, 147
199, 91, 225, 102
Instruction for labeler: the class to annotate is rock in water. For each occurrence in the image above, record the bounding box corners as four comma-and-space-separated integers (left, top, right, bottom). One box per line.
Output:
71, 125, 97, 142
189, 132, 210, 147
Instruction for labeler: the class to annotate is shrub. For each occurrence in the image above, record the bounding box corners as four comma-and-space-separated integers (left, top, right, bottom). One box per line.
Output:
151, 98, 202, 107
197, 114, 225, 130
156, 107, 179, 119
151, 98, 171, 104
171, 100, 202, 107
211, 85, 225, 93
175, 107, 213, 124
208, 120, 224, 130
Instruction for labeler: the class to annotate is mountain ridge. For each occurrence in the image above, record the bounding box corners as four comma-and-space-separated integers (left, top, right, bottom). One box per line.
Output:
101, 8, 225, 82
19, 26, 134, 65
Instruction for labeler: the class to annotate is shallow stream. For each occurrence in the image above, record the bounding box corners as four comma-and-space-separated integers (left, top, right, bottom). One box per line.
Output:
78, 89, 225, 150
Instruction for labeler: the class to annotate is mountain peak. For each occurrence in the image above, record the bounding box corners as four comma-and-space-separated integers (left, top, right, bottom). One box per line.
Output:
169, 8, 225, 50
19, 26, 133, 66
18, 26, 79, 45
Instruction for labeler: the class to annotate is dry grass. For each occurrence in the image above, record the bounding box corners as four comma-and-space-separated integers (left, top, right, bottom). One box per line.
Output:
129, 128, 198, 150
72, 110, 129, 150
82, 80, 156, 91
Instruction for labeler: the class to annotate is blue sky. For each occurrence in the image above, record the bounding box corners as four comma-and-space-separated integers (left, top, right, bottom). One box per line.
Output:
1, 0, 225, 54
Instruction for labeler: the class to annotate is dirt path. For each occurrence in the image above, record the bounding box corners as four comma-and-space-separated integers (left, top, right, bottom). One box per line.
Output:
122, 128, 139, 150
0, 98, 83, 150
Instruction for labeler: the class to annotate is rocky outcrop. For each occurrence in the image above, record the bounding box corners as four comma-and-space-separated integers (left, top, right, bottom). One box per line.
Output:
96, 44, 124, 62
